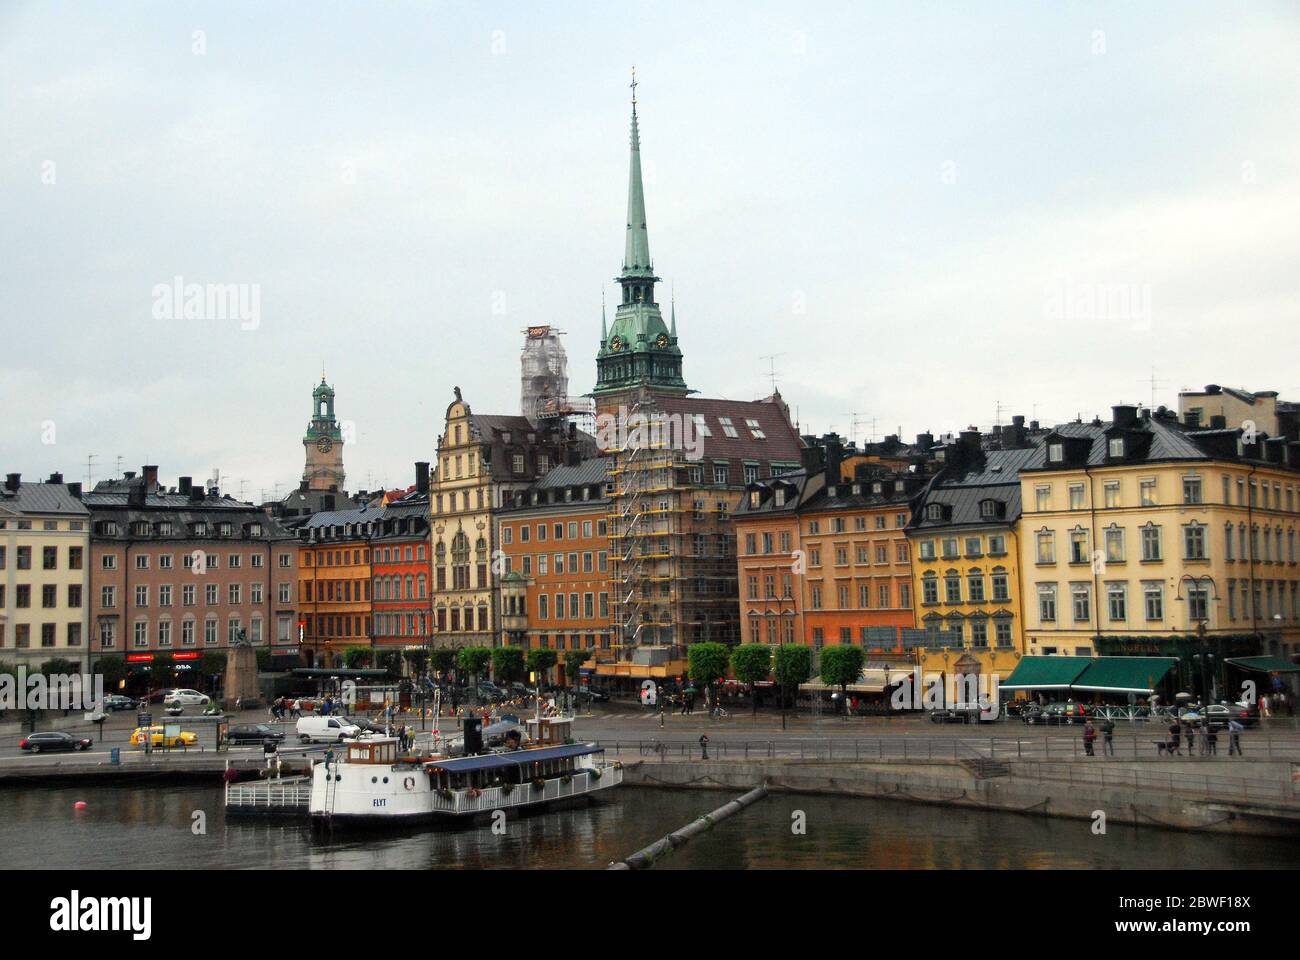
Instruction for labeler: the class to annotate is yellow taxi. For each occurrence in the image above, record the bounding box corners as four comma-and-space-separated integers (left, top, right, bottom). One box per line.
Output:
130, 726, 198, 748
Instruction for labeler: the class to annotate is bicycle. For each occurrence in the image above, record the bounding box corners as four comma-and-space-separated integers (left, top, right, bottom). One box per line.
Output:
711, 705, 729, 719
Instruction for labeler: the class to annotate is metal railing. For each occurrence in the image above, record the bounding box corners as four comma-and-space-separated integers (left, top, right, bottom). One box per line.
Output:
224, 775, 311, 809
1008, 761, 1295, 805
430, 763, 624, 814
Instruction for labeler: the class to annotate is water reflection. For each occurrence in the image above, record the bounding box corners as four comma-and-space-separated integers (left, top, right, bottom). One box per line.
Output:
0, 784, 1295, 870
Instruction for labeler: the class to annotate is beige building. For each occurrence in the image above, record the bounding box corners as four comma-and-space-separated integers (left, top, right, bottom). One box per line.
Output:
429, 387, 592, 649
0, 473, 92, 672
1019, 405, 1300, 696
1179, 384, 1299, 439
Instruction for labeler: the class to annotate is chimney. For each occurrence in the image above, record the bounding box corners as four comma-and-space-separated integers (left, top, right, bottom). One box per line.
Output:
415, 461, 430, 494
915, 432, 934, 451
299, 480, 309, 492
48, 472, 64, 484
323, 494, 336, 511
123, 471, 135, 481
178, 476, 192, 495
1111, 405, 1138, 429
959, 430, 982, 456
128, 480, 146, 508
824, 436, 845, 484
4, 473, 19, 492
67, 482, 82, 499
1210, 415, 1227, 430
800, 444, 826, 474
189, 483, 204, 502
142, 465, 159, 490
1030, 420, 1040, 431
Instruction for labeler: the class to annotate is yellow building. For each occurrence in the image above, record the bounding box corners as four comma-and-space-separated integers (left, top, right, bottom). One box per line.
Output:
906, 424, 1042, 695
0, 474, 92, 672
1019, 405, 1300, 697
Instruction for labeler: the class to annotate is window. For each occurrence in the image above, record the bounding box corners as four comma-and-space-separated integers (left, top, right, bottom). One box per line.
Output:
1068, 484, 1085, 510
1187, 586, 1209, 623
1103, 481, 1120, 508
1108, 437, 1125, 458
1143, 582, 1164, 621
1035, 486, 1051, 512
1183, 523, 1207, 560
745, 418, 765, 440
1069, 528, 1089, 564
944, 572, 961, 604
922, 574, 939, 605
1183, 476, 1202, 505
1048, 443, 1064, 463
1140, 479, 1157, 506
1140, 524, 1162, 561
1036, 529, 1055, 564
1107, 582, 1127, 621
718, 417, 739, 439
1038, 584, 1057, 622
991, 570, 1010, 602
1071, 583, 1091, 622
987, 535, 1005, 556
967, 571, 985, 603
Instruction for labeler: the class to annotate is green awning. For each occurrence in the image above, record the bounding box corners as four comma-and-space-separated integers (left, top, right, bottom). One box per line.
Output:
999, 656, 1092, 690
1225, 656, 1300, 674
1071, 657, 1178, 694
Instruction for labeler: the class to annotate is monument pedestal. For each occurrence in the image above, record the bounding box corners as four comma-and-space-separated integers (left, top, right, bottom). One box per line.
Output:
224, 645, 260, 708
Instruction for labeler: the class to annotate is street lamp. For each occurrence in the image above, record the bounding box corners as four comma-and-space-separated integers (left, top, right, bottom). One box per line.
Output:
1176, 574, 1219, 710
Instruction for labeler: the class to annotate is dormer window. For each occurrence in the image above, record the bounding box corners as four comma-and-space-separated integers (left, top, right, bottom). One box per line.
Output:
872, 482, 883, 495
1108, 437, 1125, 458
1048, 443, 1065, 463
749, 490, 761, 508
980, 499, 997, 519
774, 488, 786, 507
926, 503, 943, 521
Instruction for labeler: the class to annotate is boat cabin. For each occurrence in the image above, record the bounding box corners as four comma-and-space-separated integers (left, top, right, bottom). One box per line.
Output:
343, 738, 398, 765
423, 743, 600, 792
525, 716, 572, 746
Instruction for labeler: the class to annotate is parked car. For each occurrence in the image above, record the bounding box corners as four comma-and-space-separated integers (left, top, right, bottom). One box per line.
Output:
19, 731, 93, 753
296, 716, 360, 744
1208, 701, 1259, 728
161, 689, 210, 708
575, 687, 610, 703
344, 717, 389, 736
474, 682, 506, 703
930, 703, 996, 724
225, 724, 286, 745
102, 694, 137, 711
1022, 702, 1090, 725
130, 726, 198, 748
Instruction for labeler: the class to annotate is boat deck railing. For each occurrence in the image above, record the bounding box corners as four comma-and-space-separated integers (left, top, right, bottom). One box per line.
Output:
434, 762, 623, 815
225, 775, 312, 811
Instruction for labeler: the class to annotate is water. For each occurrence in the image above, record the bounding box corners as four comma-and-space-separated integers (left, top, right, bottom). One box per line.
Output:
0, 783, 1295, 869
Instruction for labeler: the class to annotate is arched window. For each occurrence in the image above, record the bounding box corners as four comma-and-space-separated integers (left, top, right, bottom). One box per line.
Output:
451, 533, 470, 590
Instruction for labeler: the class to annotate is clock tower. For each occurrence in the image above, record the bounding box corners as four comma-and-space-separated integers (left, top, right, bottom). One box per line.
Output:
302, 376, 346, 492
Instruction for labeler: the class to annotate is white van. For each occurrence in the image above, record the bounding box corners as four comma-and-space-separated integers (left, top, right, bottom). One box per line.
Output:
296, 716, 360, 744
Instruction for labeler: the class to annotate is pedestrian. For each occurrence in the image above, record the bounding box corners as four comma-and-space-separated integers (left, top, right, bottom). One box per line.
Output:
659, 703, 665, 729
1101, 718, 1115, 756
1228, 718, 1244, 755
1167, 720, 1181, 756
1205, 724, 1218, 755
1082, 720, 1097, 757
1184, 720, 1195, 756
699, 734, 709, 760
1259, 694, 1270, 719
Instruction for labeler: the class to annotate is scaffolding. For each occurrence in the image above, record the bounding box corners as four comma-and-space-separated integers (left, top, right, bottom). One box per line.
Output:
607, 395, 741, 659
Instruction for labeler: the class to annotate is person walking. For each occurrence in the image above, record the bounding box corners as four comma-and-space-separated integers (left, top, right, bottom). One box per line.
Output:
1228, 718, 1244, 755
698, 734, 709, 760
1205, 724, 1218, 755
1184, 720, 1195, 757
1101, 717, 1115, 756
1082, 720, 1097, 757
1167, 720, 1182, 756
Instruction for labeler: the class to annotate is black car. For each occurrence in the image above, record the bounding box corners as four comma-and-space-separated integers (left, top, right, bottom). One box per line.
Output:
102, 695, 137, 711
19, 732, 93, 753
575, 687, 610, 703
225, 724, 286, 745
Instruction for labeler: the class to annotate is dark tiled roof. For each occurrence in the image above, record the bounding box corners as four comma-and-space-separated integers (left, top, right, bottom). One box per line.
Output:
911, 438, 1045, 531
0, 482, 89, 516
652, 394, 804, 464
535, 457, 609, 489
733, 468, 821, 518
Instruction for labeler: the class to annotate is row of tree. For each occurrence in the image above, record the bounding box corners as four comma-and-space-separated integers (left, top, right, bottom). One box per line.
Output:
686, 642, 866, 714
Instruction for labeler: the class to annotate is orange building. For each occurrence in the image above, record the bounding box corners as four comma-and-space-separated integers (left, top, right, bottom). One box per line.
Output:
495, 459, 612, 684
735, 435, 933, 656
370, 467, 432, 654
295, 508, 374, 668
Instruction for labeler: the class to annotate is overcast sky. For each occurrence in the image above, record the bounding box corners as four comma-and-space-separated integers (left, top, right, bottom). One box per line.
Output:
2, 1, 1298, 500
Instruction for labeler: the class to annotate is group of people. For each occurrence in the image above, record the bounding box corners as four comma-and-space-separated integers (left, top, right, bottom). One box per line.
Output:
1080, 718, 1117, 756
1157, 717, 1244, 756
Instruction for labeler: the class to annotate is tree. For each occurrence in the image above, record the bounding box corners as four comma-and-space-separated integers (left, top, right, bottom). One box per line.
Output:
688, 642, 730, 705
92, 655, 126, 694
343, 646, 372, 670
255, 648, 272, 672
730, 644, 773, 716
38, 657, 80, 677
564, 654, 585, 686
457, 647, 492, 700
526, 648, 558, 686
376, 650, 402, 676
429, 649, 457, 678
773, 644, 813, 714
491, 647, 525, 686
405, 647, 429, 678
819, 645, 865, 714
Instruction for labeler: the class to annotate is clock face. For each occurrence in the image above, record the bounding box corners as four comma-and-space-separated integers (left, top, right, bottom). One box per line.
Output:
655, 333, 669, 348
610, 335, 624, 351
316, 437, 333, 453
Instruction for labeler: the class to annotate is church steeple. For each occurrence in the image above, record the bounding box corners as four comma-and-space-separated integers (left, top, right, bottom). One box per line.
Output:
303, 376, 346, 492
595, 70, 687, 404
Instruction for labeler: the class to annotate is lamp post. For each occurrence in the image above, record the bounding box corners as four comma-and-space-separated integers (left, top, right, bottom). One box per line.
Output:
1176, 574, 1219, 713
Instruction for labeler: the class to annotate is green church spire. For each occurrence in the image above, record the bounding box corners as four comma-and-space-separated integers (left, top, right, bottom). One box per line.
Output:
594, 70, 688, 400
623, 69, 652, 278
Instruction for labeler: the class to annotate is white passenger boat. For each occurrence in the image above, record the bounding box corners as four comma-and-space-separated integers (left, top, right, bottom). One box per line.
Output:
308, 714, 622, 825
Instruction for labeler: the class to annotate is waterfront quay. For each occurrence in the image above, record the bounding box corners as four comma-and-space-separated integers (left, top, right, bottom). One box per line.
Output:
3, 704, 1300, 837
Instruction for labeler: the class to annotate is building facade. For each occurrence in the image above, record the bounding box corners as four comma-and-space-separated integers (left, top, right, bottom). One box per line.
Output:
1019, 404, 1300, 692
86, 467, 299, 686
0, 473, 91, 671
496, 459, 612, 680
294, 507, 375, 668
370, 464, 433, 655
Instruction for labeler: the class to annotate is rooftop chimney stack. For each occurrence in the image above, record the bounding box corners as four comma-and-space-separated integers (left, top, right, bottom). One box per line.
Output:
142, 465, 159, 490
415, 461, 430, 494
5, 473, 20, 492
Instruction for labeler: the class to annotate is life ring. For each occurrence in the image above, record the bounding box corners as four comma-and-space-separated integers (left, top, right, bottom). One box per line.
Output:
403, 776, 415, 791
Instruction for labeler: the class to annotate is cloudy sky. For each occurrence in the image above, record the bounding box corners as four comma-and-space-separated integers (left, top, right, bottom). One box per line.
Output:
2, 1, 1298, 499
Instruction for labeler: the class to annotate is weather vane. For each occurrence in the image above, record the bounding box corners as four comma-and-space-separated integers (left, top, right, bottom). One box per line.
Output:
630, 66, 637, 107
